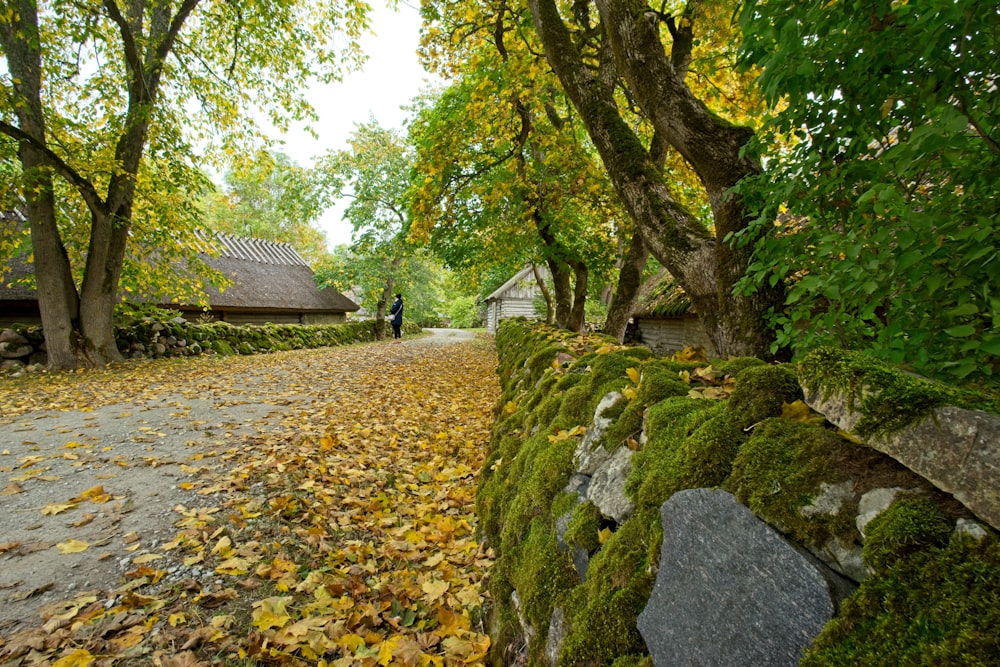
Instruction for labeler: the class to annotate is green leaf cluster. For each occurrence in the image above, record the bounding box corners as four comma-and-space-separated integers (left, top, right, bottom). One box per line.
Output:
735, 0, 1000, 385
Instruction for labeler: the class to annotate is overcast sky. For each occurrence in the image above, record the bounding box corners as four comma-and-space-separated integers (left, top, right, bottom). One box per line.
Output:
273, 2, 435, 248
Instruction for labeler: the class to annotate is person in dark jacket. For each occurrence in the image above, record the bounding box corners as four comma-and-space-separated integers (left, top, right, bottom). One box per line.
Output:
389, 293, 404, 340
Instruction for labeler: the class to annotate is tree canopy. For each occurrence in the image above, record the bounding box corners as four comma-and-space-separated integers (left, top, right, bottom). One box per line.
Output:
735, 0, 999, 383
0, 0, 368, 368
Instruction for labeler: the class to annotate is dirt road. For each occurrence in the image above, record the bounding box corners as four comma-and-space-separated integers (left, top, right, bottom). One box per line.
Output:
0, 329, 483, 640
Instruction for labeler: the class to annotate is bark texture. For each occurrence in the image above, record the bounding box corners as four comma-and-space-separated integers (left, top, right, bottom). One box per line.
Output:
528, 0, 782, 357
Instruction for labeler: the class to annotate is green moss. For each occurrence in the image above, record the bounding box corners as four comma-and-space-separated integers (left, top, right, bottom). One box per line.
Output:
862, 494, 953, 573
728, 363, 803, 429
507, 517, 579, 654
664, 409, 747, 492
628, 398, 720, 512
557, 383, 595, 426
803, 536, 1000, 666
560, 510, 660, 665
587, 351, 643, 388
564, 501, 603, 553
715, 356, 767, 378
610, 656, 653, 667
210, 340, 236, 355
551, 491, 579, 520
798, 347, 1000, 438
497, 433, 577, 552
726, 418, 859, 544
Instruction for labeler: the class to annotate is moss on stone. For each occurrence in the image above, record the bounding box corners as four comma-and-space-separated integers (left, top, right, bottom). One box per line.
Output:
728, 363, 803, 429
564, 501, 603, 553
559, 510, 660, 665
507, 517, 579, 657
798, 347, 1000, 438
628, 398, 721, 512
663, 409, 746, 492
803, 535, 1000, 666
862, 494, 953, 573
558, 383, 596, 427
715, 356, 767, 378
726, 418, 859, 544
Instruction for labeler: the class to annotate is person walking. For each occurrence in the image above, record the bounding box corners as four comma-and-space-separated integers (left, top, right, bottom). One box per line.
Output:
389, 293, 404, 341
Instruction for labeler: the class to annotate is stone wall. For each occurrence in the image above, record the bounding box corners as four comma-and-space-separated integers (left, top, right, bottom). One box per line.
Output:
0, 318, 420, 375
482, 319, 1000, 666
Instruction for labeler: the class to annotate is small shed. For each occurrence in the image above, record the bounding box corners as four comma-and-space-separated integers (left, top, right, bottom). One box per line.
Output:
632, 272, 716, 357
484, 265, 548, 333
0, 230, 358, 326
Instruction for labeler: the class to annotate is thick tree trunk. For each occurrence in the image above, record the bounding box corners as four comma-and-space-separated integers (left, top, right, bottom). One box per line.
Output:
547, 257, 575, 329
527, 0, 782, 358
77, 207, 129, 365
604, 228, 649, 342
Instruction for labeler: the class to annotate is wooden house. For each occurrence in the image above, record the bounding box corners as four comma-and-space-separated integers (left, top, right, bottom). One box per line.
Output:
484, 265, 548, 333
631, 271, 717, 357
0, 230, 358, 327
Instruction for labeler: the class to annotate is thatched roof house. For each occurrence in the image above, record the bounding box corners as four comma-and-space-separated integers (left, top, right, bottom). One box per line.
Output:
632, 270, 716, 357
0, 229, 358, 327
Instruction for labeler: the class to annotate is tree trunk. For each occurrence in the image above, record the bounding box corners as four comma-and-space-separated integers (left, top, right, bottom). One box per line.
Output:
375, 274, 395, 340
527, 0, 782, 358
546, 257, 575, 329
568, 260, 588, 332
2, 1, 81, 369
604, 228, 649, 342
531, 264, 555, 325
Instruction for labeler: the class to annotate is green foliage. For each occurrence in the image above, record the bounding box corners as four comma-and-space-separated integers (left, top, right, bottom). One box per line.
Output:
446, 295, 481, 328
201, 151, 330, 266
735, 0, 1000, 385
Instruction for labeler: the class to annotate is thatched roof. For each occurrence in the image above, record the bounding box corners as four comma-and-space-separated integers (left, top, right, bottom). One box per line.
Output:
197, 233, 358, 313
0, 227, 358, 314
634, 269, 694, 318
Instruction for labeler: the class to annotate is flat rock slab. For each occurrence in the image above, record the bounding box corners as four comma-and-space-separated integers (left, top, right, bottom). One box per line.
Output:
638, 488, 833, 667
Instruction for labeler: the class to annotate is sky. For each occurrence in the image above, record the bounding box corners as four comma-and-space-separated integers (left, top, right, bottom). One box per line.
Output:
271, 2, 435, 249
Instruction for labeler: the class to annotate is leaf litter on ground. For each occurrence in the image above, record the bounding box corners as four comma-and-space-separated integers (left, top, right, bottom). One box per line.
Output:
0, 337, 499, 666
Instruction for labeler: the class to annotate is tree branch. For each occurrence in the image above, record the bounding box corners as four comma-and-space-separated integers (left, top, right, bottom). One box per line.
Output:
0, 120, 107, 213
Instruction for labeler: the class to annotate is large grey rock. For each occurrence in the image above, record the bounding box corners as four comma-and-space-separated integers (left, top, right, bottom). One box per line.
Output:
638, 489, 834, 667
0, 342, 32, 358
588, 446, 635, 523
856, 487, 905, 538
574, 391, 624, 475
806, 387, 1000, 531
0, 330, 29, 345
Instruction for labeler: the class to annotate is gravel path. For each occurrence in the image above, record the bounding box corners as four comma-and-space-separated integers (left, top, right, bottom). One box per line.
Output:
0, 329, 477, 636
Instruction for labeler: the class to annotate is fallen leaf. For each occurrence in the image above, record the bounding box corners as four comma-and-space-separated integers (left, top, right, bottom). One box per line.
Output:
56, 539, 90, 554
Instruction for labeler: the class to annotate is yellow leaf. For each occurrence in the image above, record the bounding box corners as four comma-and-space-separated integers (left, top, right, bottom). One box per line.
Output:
598, 527, 613, 545
169, 612, 187, 626
378, 635, 400, 666
781, 400, 827, 425
57, 539, 90, 554
42, 501, 78, 516
626, 367, 641, 384
622, 387, 637, 401
133, 553, 163, 564
422, 579, 449, 601
252, 596, 292, 631
51, 649, 95, 667
338, 633, 366, 652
